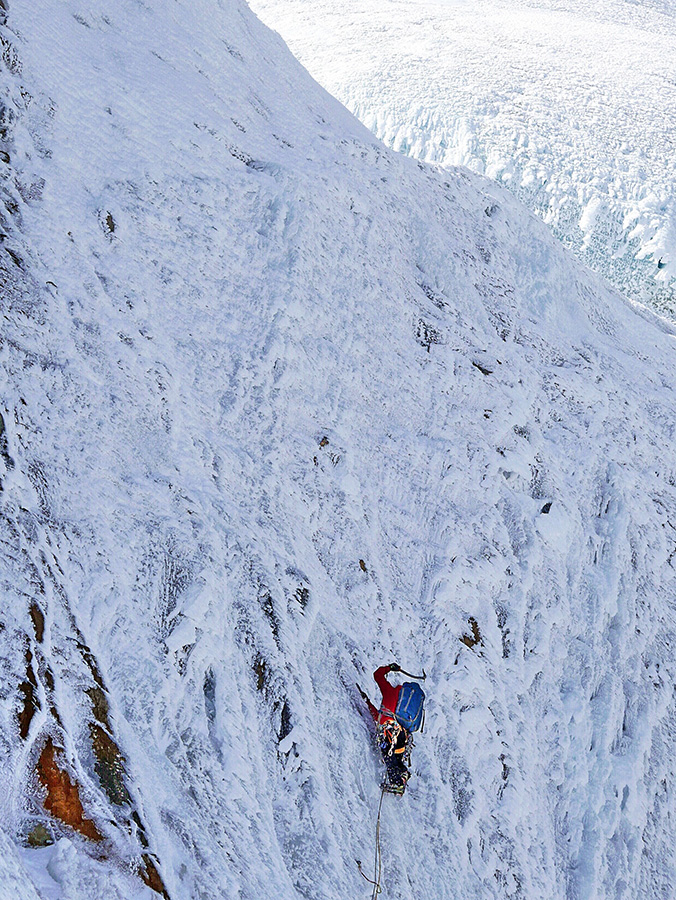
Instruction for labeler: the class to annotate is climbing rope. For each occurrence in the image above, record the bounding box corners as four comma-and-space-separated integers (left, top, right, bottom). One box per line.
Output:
373, 784, 385, 899
356, 784, 386, 897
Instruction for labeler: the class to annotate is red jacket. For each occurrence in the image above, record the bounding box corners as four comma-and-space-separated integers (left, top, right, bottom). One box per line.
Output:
373, 665, 401, 724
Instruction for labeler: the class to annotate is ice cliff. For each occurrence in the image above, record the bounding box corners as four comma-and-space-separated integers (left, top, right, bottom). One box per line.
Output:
0, 2, 675, 899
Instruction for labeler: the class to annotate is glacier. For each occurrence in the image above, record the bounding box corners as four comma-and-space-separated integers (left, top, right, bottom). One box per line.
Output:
0, 1, 675, 900
249, 0, 676, 319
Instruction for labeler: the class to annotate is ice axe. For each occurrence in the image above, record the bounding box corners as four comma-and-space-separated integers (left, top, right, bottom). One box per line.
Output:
393, 664, 426, 680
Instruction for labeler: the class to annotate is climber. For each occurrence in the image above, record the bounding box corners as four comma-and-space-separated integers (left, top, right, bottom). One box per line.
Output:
358, 663, 412, 792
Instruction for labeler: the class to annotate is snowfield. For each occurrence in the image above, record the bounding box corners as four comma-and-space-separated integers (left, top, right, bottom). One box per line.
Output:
0, 1, 675, 900
250, 0, 676, 319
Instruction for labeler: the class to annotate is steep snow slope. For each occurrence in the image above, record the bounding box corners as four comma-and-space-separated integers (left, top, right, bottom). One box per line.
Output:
250, 0, 676, 319
1, 2, 676, 900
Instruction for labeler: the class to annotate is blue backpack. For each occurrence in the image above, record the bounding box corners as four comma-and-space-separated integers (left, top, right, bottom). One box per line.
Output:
395, 682, 425, 732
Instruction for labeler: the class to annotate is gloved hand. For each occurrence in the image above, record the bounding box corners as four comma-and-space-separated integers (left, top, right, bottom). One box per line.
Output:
389, 663, 400, 672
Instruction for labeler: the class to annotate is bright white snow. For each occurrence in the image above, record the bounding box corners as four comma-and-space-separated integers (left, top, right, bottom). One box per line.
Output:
249, 0, 676, 319
0, 2, 675, 900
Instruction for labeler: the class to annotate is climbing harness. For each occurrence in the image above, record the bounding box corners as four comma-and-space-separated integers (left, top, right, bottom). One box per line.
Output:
379, 720, 405, 756
355, 784, 386, 898
378, 721, 413, 759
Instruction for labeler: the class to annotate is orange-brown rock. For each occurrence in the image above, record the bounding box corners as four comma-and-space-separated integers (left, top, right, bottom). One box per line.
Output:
37, 738, 103, 842
460, 616, 483, 649
140, 854, 170, 899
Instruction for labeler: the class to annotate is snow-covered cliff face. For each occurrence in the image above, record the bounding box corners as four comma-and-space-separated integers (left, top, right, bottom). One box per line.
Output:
250, 0, 676, 321
1, 2, 675, 899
